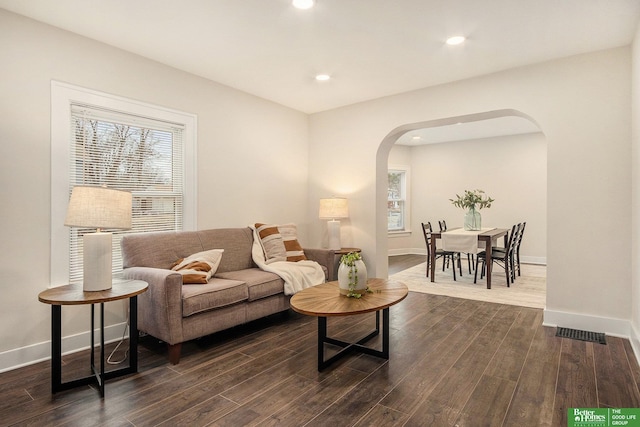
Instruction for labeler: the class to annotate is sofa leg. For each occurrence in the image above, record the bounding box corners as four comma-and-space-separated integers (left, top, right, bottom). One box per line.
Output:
168, 343, 182, 364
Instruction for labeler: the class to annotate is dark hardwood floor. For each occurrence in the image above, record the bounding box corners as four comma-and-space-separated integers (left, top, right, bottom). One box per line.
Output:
2, 256, 639, 426
388, 254, 424, 275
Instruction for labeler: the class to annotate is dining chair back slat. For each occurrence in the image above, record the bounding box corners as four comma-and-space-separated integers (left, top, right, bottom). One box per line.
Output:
422, 222, 458, 280
474, 223, 519, 287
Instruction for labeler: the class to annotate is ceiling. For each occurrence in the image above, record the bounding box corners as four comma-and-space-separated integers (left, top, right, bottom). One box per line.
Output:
2, 0, 639, 115
2, 1, 639, 144
395, 116, 542, 146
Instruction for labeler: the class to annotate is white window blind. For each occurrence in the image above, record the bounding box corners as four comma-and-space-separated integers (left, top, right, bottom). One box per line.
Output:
67, 104, 185, 283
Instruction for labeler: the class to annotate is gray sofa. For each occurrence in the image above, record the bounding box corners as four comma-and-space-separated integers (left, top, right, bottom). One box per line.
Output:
121, 227, 335, 364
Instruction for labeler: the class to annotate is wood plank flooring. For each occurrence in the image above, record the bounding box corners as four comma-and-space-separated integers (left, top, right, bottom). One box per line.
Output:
1, 256, 639, 426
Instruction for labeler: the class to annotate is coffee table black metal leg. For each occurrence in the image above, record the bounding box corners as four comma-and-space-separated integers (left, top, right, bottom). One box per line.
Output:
382, 307, 389, 359
318, 316, 327, 371
317, 308, 390, 371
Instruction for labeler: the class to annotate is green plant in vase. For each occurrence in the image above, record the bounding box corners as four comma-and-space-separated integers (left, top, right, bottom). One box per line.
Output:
450, 189, 494, 231
338, 251, 372, 298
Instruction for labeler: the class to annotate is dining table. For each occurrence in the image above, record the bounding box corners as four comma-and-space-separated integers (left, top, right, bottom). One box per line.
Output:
430, 227, 509, 289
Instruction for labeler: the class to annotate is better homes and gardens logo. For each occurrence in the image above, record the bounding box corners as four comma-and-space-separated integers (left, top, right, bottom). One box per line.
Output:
569, 408, 640, 427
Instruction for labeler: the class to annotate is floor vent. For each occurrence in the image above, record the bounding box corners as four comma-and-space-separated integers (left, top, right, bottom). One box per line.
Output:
556, 327, 606, 345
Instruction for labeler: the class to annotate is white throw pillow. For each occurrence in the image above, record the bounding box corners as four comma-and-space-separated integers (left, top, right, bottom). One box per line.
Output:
171, 249, 224, 284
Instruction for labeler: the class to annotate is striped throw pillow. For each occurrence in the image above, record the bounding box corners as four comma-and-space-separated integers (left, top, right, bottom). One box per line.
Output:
255, 223, 307, 263
255, 223, 287, 264
278, 223, 307, 262
171, 249, 224, 284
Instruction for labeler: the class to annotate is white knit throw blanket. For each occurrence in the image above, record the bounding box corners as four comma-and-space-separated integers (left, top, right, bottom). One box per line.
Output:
251, 228, 325, 295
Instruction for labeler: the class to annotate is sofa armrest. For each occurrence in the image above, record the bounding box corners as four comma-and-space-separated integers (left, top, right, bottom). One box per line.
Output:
122, 266, 184, 345
303, 248, 337, 281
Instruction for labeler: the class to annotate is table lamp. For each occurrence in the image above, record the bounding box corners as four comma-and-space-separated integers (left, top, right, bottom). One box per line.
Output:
64, 185, 132, 291
319, 197, 349, 250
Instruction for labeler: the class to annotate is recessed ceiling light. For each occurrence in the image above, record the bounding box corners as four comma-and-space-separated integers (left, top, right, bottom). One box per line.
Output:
446, 35, 466, 46
292, 0, 315, 9
315, 74, 331, 81
412, 136, 421, 140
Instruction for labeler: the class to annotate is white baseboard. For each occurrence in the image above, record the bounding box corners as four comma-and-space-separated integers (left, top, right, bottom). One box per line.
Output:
630, 323, 640, 367
387, 249, 547, 265
388, 248, 425, 256
0, 322, 129, 373
543, 309, 631, 338
543, 309, 640, 365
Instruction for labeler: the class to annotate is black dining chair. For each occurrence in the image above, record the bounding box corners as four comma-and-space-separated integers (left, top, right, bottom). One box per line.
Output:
513, 222, 526, 279
422, 222, 458, 280
491, 222, 526, 282
474, 223, 518, 287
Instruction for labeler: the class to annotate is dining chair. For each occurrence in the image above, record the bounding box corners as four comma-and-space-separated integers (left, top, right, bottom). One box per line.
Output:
474, 223, 518, 287
512, 222, 526, 279
422, 222, 458, 280
491, 221, 526, 282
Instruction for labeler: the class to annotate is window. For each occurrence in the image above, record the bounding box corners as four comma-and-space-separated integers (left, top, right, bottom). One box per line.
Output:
388, 167, 410, 232
51, 82, 197, 286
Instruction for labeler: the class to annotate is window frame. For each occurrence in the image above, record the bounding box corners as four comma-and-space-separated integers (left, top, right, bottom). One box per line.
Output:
50, 81, 197, 287
387, 165, 411, 235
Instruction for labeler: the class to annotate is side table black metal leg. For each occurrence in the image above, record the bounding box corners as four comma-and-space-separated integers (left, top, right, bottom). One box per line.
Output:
90, 304, 95, 375
129, 296, 138, 371
51, 305, 62, 394
99, 302, 105, 397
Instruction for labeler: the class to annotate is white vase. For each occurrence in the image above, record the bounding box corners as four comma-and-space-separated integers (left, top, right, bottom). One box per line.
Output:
338, 260, 368, 296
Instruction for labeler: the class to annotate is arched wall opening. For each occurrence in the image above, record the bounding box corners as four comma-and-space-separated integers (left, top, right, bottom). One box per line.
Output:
375, 109, 547, 285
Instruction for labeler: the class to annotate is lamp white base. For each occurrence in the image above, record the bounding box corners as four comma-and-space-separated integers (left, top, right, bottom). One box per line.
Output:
327, 220, 342, 250
83, 232, 113, 292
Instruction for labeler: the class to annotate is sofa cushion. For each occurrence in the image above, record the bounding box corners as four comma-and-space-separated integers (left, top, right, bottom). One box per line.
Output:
215, 268, 284, 301
171, 249, 224, 284
181, 278, 247, 317
196, 228, 256, 272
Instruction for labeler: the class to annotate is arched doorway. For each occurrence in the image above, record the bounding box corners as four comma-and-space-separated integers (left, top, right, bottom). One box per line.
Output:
375, 109, 546, 297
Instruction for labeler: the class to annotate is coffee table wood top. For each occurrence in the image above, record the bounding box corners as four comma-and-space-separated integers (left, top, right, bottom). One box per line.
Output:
290, 278, 408, 317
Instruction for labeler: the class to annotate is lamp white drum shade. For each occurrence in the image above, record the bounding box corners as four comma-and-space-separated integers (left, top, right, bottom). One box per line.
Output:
64, 185, 132, 230
319, 197, 349, 250
318, 197, 349, 220
64, 186, 132, 291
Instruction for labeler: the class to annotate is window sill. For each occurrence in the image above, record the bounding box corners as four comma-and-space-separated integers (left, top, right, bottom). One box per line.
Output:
388, 230, 411, 238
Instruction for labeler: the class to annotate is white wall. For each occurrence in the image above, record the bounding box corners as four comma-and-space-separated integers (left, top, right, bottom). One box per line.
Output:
387, 133, 547, 264
631, 24, 640, 354
308, 47, 632, 339
0, 10, 309, 370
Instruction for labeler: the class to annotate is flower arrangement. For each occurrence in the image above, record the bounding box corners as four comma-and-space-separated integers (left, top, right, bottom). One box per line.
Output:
339, 251, 372, 298
450, 189, 494, 211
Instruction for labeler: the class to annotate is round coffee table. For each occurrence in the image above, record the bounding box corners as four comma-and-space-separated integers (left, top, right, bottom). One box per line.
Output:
290, 278, 408, 370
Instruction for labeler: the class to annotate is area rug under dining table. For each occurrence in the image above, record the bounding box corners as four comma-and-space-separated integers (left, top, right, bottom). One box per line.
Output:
390, 261, 546, 309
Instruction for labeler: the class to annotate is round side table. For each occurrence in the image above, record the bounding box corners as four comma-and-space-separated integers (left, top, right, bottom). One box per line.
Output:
38, 279, 148, 397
